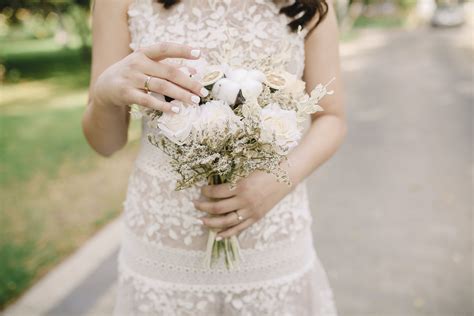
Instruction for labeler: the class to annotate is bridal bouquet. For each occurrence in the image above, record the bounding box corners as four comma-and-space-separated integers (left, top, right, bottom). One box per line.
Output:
131, 61, 333, 269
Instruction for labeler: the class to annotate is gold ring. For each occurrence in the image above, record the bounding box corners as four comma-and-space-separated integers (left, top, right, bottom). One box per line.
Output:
144, 75, 152, 94
234, 210, 243, 223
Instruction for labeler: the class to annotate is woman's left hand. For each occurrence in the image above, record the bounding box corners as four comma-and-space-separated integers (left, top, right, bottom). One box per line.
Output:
193, 171, 293, 239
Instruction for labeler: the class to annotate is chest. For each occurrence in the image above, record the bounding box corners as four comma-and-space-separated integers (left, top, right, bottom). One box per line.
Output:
128, 0, 307, 76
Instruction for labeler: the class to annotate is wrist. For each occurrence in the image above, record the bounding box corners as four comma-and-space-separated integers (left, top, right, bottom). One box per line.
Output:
92, 75, 125, 110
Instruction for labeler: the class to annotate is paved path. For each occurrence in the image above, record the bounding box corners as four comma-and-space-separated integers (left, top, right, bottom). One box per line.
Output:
311, 27, 472, 316
4, 27, 472, 316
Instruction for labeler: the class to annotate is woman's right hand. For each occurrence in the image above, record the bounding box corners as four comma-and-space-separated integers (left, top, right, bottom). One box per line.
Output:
93, 42, 208, 113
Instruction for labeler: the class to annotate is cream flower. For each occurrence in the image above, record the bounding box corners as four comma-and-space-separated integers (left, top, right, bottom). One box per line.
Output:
157, 101, 200, 145
259, 103, 301, 154
196, 100, 241, 134
282, 71, 306, 97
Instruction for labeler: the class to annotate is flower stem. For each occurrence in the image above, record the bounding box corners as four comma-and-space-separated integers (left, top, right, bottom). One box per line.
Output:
204, 174, 242, 270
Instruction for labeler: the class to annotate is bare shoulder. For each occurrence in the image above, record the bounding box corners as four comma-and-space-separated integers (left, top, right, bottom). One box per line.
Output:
304, 0, 337, 41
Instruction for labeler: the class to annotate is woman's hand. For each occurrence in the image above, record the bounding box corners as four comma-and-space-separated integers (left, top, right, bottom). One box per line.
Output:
193, 171, 294, 239
93, 42, 209, 113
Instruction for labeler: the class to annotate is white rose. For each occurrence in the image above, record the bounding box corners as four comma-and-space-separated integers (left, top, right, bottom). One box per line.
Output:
259, 103, 301, 154
196, 100, 241, 133
157, 101, 200, 145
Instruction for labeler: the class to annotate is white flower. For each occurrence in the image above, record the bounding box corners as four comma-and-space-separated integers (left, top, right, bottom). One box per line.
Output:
157, 101, 200, 145
240, 79, 263, 100
247, 69, 266, 82
212, 78, 241, 105
259, 103, 301, 154
212, 68, 266, 105
226, 68, 249, 82
196, 100, 241, 134
282, 71, 306, 97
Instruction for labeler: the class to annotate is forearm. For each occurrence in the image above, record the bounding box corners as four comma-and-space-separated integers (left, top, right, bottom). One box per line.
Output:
285, 0, 346, 186
82, 95, 129, 157
287, 113, 347, 186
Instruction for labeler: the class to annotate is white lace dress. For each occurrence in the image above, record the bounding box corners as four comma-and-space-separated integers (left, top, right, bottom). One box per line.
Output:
115, 0, 338, 315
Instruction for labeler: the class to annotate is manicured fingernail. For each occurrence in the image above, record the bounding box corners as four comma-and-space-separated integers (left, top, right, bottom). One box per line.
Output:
216, 236, 223, 241
200, 87, 209, 97
171, 106, 180, 113
191, 95, 200, 104
195, 218, 204, 225
190, 49, 200, 57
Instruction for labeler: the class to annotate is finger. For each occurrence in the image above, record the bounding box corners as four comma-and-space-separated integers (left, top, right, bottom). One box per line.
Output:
182, 66, 197, 76
193, 197, 243, 215
202, 210, 245, 230
201, 183, 236, 200
141, 42, 201, 61
142, 75, 201, 106
218, 218, 255, 239
141, 60, 207, 97
127, 89, 173, 112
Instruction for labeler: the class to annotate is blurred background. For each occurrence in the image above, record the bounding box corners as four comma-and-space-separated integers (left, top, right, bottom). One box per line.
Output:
0, 0, 472, 315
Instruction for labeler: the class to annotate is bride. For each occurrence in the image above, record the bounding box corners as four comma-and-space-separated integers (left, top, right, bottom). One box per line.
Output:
83, 0, 346, 315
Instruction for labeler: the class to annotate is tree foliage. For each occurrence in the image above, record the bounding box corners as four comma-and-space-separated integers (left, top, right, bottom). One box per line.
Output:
0, 0, 91, 24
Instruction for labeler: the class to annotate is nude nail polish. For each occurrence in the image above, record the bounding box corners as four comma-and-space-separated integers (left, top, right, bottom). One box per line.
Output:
216, 236, 223, 241
191, 95, 200, 104
190, 49, 201, 57
200, 87, 209, 97
171, 106, 180, 113
195, 218, 204, 225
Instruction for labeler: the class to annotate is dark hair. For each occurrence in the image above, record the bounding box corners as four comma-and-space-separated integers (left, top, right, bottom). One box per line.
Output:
157, 0, 328, 34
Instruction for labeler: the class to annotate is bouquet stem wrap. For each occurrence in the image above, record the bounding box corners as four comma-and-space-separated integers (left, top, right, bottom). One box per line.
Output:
204, 175, 242, 270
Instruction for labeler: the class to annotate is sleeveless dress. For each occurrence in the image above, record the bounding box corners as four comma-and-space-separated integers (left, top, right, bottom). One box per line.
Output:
115, 1, 338, 315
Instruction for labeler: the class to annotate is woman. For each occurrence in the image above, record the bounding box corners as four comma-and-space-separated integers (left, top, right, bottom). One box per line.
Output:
83, 0, 346, 315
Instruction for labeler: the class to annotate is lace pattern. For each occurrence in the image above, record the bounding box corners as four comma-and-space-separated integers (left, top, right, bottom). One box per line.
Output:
126, 138, 313, 251
128, 0, 307, 77
116, 262, 336, 316
116, 226, 337, 316
116, 0, 338, 315
119, 224, 316, 285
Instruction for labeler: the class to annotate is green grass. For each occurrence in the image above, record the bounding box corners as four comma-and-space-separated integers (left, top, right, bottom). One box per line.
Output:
0, 107, 92, 186
0, 107, 94, 185
0, 214, 60, 308
0, 37, 90, 85
0, 38, 95, 185
353, 16, 405, 29
0, 37, 136, 309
